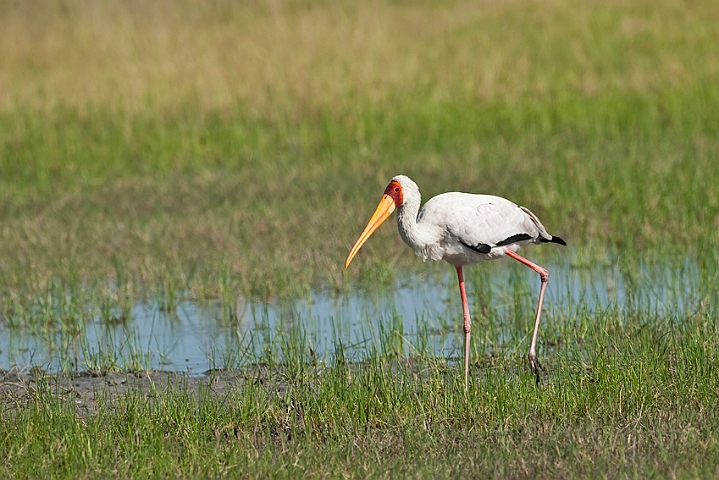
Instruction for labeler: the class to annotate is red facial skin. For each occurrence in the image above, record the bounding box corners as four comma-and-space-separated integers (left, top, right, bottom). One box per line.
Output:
384, 180, 403, 207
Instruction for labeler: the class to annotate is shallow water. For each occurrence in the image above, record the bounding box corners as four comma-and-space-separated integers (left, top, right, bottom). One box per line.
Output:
0, 256, 712, 375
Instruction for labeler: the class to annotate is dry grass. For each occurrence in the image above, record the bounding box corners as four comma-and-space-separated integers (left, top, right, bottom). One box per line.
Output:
1, 0, 717, 114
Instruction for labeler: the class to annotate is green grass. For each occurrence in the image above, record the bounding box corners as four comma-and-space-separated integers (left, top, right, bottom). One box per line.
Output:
1, 89, 717, 303
3, 305, 719, 478
1, 0, 719, 477
3, 254, 719, 478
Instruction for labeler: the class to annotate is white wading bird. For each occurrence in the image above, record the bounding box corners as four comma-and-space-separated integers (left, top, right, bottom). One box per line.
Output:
344, 175, 566, 391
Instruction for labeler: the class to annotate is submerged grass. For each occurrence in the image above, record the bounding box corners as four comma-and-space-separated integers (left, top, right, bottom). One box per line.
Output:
1, 255, 718, 477
2, 303, 719, 478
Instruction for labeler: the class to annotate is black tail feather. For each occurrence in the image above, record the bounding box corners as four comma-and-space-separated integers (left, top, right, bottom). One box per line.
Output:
550, 235, 567, 246
539, 235, 567, 246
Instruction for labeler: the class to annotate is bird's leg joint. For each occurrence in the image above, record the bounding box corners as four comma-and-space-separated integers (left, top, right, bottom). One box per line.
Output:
538, 268, 549, 283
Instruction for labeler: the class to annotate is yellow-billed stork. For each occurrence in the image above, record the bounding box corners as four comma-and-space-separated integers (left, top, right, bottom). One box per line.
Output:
345, 175, 566, 390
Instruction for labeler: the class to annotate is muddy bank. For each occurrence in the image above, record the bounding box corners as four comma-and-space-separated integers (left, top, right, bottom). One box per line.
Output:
0, 367, 280, 417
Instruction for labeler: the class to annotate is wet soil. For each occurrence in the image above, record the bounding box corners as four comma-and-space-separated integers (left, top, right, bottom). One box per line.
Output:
0, 367, 272, 417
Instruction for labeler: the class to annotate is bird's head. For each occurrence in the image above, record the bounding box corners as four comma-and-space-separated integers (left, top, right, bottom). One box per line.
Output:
385, 174, 421, 208
344, 175, 418, 268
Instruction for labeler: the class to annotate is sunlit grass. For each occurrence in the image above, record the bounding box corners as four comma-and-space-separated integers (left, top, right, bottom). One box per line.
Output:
1, 0, 717, 112
2, 302, 719, 478
1, 255, 718, 477
1, 0, 718, 303
1, 97, 717, 303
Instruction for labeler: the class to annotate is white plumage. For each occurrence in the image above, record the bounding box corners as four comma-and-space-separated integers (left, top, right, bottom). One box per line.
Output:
345, 174, 566, 391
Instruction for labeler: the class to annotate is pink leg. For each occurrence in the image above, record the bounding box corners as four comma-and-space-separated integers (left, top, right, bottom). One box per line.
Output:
505, 250, 549, 381
456, 267, 472, 392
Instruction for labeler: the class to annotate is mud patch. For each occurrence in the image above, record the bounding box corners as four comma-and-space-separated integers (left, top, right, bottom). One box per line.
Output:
0, 367, 277, 418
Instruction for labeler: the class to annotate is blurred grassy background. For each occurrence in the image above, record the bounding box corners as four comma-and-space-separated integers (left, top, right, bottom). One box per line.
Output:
0, 0, 718, 300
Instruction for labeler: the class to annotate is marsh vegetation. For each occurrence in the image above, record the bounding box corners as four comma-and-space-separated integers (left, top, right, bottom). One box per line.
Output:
1, 0, 718, 477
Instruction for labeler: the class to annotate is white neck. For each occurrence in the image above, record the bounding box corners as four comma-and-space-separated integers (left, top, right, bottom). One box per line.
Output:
390, 174, 442, 257
396, 190, 426, 251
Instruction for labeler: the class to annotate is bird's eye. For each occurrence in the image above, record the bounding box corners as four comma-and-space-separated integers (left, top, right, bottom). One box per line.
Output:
394, 187, 400, 192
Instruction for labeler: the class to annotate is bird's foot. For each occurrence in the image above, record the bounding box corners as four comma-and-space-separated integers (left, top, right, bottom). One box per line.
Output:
528, 353, 544, 386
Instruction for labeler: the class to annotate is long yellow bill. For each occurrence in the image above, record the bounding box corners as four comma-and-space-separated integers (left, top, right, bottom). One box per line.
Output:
344, 194, 396, 268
